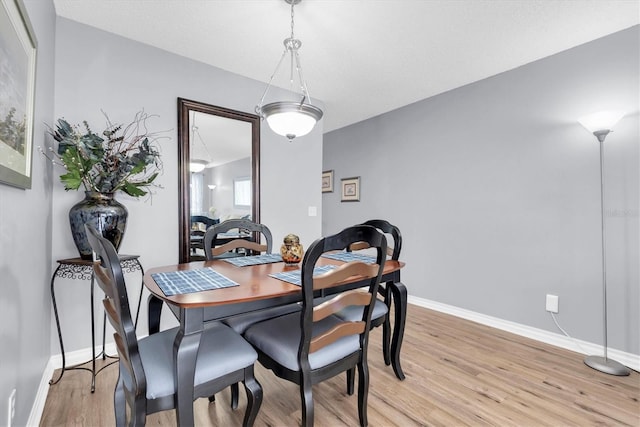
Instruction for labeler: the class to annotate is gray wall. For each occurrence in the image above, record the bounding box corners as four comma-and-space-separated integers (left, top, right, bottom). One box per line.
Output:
208, 157, 252, 219
0, 1, 56, 426
0, 5, 323, 421
323, 26, 639, 355
50, 17, 323, 351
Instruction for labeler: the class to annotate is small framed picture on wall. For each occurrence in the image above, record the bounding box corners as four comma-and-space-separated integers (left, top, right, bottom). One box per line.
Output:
341, 176, 360, 202
322, 170, 333, 193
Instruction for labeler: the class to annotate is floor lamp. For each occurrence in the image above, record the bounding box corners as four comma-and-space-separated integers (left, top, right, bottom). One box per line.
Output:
577, 110, 630, 376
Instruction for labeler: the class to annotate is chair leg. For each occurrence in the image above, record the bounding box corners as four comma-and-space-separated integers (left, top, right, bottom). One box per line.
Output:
300, 376, 314, 427
357, 360, 369, 427
231, 383, 240, 409
207, 383, 239, 408
382, 285, 392, 366
389, 281, 407, 380
346, 367, 355, 395
131, 396, 147, 427
242, 367, 262, 427
114, 376, 126, 427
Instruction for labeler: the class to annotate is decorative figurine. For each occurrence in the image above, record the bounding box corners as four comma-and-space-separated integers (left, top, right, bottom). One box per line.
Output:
280, 234, 304, 265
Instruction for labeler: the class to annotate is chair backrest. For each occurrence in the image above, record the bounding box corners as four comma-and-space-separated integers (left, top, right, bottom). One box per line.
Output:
348, 219, 402, 260
190, 216, 219, 237
203, 218, 273, 260
85, 225, 146, 395
300, 225, 387, 363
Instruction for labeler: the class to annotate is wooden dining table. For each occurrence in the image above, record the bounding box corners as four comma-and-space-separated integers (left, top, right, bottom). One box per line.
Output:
144, 256, 406, 426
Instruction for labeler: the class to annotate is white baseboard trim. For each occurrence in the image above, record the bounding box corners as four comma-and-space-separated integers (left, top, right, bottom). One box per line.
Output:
26, 358, 55, 427
48, 342, 119, 369
29, 343, 120, 426
409, 296, 640, 372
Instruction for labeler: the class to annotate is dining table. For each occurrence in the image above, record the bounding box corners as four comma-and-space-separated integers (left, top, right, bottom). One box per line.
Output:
143, 254, 406, 426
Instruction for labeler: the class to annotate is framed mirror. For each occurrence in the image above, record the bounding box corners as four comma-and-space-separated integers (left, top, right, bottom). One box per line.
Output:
178, 98, 260, 263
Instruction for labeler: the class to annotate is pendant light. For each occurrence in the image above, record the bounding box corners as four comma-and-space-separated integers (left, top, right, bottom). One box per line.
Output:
255, 0, 323, 141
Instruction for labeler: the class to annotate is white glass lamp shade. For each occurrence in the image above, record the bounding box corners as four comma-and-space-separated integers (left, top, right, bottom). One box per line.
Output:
190, 159, 207, 173
578, 110, 626, 133
262, 101, 323, 139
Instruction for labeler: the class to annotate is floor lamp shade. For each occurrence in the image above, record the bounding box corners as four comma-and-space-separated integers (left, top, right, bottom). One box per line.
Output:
578, 110, 630, 376
578, 111, 626, 133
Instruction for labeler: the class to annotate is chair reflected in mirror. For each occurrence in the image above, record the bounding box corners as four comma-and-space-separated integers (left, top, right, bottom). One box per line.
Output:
190, 215, 219, 261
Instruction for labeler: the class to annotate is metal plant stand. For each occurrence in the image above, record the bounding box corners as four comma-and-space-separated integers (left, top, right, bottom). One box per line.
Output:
49, 255, 144, 392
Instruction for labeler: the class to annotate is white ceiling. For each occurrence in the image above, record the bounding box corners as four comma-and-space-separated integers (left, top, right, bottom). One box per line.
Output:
53, 0, 639, 133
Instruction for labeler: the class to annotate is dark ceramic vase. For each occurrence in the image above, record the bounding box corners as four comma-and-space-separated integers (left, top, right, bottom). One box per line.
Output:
69, 191, 128, 260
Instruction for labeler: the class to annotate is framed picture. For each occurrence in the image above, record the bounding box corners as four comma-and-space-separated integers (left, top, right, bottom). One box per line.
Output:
341, 176, 360, 202
0, 0, 37, 189
321, 170, 333, 193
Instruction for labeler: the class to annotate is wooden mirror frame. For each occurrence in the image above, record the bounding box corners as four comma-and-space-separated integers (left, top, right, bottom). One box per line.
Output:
178, 98, 260, 263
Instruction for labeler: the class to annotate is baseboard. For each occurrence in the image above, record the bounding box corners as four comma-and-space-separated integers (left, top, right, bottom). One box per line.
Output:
29, 343, 120, 426
26, 358, 55, 427
48, 342, 119, 369
409, 296, 640, 372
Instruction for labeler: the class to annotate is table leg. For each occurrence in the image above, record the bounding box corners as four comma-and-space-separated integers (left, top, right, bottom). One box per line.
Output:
174, 308, 204, 427
148, 295, 163, 335
389, 281, 407, 380
134, 259, 145, 330
49, 265, 66, 385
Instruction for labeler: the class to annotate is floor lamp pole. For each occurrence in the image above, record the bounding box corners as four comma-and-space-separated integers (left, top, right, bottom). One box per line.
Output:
583, 129, 630, 376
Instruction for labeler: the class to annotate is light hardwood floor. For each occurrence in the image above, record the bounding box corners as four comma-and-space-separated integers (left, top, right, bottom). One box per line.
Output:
40, 304, 639, 426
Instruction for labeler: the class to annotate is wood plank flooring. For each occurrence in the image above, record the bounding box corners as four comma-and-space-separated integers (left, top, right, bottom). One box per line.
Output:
39, 304, 640, 426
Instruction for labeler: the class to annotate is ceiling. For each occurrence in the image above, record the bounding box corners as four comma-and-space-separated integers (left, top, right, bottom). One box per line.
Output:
53, 0, 639, 133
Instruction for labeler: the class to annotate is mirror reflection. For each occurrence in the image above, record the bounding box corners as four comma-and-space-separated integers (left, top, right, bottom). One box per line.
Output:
178, 98, 260, 263
189, 112, 253, 223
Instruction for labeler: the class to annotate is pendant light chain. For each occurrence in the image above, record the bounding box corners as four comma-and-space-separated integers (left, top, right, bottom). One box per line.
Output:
290, 0, 295, 40
255, 0, 323, 141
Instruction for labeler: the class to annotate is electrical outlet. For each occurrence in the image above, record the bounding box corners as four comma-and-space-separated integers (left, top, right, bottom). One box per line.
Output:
7, 388, 16, 427
546, 294, 559, 313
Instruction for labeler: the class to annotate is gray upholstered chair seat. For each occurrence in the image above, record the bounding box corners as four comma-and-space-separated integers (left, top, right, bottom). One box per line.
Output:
124, 322, 257, 400
314, 296, 388, 322
223, 303, 301, 334
334, 298, 388, 322
244, 312, 360, 371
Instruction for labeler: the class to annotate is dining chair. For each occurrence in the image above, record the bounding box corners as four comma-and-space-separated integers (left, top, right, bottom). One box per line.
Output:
205, 219, 299, 335
205, 219, 301, 407
85, 225, 262, 426
204, 218, 273, 259
340, 219, 403, 391
244, 225, 387, 426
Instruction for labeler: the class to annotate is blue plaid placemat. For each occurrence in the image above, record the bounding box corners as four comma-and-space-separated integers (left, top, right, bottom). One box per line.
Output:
223, 253, 283, 267
322, 252, 376, 264
270, 265, 338, 286
151, 268, 239, 296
